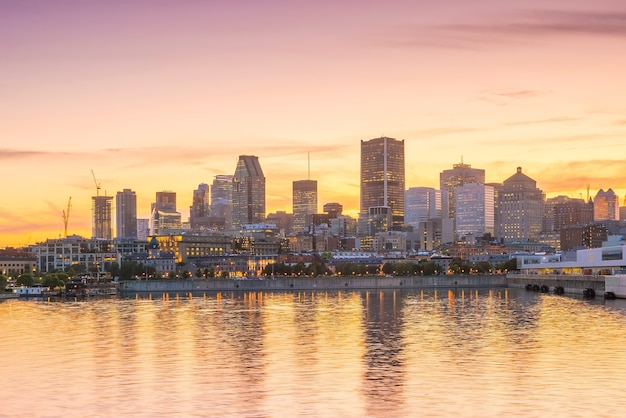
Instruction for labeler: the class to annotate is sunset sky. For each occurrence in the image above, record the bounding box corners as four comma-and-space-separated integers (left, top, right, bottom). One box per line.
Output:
2, 0, 626, 247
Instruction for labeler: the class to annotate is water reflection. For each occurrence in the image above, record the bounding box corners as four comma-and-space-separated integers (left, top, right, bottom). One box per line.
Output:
1, 289, 626, 417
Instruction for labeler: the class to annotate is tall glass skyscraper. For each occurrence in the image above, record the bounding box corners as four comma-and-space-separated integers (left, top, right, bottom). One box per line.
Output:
404, 187, 442, 229
439, 162, 485, 223
116, 189, 137, 238
232, 155, 265, 227
293, 179, 317, 232
360, 137, 405, 229
454, 183, 494, 239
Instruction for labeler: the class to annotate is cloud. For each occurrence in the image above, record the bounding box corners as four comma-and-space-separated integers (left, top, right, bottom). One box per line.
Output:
505, 117, 579, 126
536, 159, 626, 195
384, 9, 626, 49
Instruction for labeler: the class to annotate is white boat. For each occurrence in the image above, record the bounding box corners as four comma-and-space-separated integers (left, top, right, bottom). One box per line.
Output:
17, 284, 47, 297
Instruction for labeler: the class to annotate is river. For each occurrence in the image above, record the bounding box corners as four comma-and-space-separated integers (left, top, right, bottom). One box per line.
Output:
1, 288, 625, 417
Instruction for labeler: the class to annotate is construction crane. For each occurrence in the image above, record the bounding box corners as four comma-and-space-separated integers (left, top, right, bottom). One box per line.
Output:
91, 169, 101, 197
62, 197, 72, 238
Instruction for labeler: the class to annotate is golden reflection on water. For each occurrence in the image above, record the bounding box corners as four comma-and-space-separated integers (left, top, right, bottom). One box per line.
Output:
1, 289, 626, 417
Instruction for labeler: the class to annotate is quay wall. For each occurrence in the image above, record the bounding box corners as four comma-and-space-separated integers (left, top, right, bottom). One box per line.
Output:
506, 273, 605, 296
120, 275, 507, 294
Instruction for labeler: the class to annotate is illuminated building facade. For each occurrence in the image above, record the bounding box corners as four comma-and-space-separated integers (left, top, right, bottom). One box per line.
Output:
92, 196, 113, 239
360, 137, 405, 229
232, 155, 265, 227
293, 179, 317, 232
498, 167, 544, 243
439, 162, 485, 224
593, 188, 619, 221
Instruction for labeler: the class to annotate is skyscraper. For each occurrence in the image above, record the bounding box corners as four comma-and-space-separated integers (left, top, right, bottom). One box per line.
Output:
150, 191, 181, 235
116, 189, 137, 238
404, 187, 442, 229
293, 180, 318, 232
232, 155, 265, 227
152, 191, 176, 212
210, 174, 234, 229
593, 188, 619, 221
454, 183, 494, 240
439, 162, 485, 223
92, 196, 113, 239
360, 137, 405, 229
498, 167, 544, 243
189, 183, 210, 230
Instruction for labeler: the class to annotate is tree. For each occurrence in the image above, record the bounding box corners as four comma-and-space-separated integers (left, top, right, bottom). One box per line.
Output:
105, 261, 120, 277
0, 275, 8, 291
43, 274, 64, 289
16, 273, 36, 286
382, 262, 394, 275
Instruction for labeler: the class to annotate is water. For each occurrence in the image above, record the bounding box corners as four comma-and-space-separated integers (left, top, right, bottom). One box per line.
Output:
2, 288, 626, 417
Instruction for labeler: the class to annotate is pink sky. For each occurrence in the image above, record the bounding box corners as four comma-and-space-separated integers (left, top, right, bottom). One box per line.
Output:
2, 0, 626, 247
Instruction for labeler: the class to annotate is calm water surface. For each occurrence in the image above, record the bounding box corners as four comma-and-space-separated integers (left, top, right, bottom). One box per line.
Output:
2, 288, 626, 417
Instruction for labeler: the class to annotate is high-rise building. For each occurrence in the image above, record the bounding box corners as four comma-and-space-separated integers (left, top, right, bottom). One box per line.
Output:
150, 191, 181, 235
232, 155, 265, 227
454, 183, 494, 240
498, 167, 544, 243
210, 175, 234, 229
293, 180, 317, 232
92, 196, 113, 239
404, 187, 442, 229
439, 162, 485, 223
152, 191, 176, 212
115, 189, 137, 238
360, 137, 405, 229
137, 219, 150, 241
593, 188, 619, 221
190, 183, 210, 230
323, 202, 343, 218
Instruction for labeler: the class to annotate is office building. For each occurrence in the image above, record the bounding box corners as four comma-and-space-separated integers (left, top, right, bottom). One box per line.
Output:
360, 137, 405, 229
498, 167, 544, 243
92, 196, 113, 239
439, 162, 485, 224
150, 191, 181, 235
232, 155, 265, 227
116, 189, 137, 238
405, 187, 442, 230
594, 188, 619, 221
454, 183, 494, 240
293, 179, 317, 232
152, 191, 176, 212
190, 183, 210, 230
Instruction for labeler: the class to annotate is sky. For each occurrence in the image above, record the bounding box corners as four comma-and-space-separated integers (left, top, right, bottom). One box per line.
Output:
2, 0, 626, 247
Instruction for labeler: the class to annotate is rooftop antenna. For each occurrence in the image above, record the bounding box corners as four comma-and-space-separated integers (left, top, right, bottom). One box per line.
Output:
587, 183, 590, 201
307, 151, 311, 180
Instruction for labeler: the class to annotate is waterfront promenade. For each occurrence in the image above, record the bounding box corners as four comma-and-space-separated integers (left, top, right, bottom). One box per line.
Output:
120, 274, 505, 294
119, 273, 607, 296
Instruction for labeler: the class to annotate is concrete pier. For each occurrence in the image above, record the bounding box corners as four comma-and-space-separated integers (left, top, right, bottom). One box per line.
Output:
506, 273, 605, 296
119, 274, 507, 294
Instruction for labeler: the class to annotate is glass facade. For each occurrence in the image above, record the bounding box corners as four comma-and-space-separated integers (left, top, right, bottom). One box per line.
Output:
232, 155, 265, 227
116, 189, 137, 238
439, 163, 485, 222
360, 137, 405, 229
293, 179, 317, 232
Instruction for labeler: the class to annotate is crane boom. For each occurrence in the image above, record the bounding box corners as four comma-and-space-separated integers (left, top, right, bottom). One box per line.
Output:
91, 169, 101, 197
62, 197, 72, 238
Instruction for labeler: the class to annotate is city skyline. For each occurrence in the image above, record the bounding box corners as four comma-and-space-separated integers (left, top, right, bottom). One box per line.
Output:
2, 0, 626, 247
